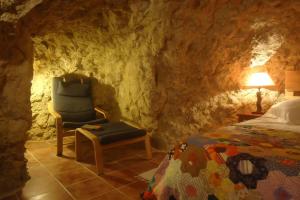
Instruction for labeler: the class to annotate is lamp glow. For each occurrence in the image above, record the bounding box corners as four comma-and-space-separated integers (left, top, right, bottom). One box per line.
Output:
244, 72, 275, 114
245, 72, 275, 88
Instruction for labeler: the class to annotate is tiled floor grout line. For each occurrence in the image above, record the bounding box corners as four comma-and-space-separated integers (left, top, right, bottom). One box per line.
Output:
26, 150, 77, 200
116, 178, 149, 200
113, 186, 136, 200
29, 146, 122, 200
77, 156, 136, 200
113, 151, 158, 200
62, 176, 97, 188
77, 164, 132, 200
25, 141, 165, 200
76, 152, 152, 200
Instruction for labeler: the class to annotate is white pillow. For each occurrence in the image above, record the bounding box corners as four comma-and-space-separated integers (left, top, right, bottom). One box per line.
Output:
266, 98, 300, 125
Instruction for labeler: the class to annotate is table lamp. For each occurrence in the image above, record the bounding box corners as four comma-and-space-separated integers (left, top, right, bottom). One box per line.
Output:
245, 72, 275, 114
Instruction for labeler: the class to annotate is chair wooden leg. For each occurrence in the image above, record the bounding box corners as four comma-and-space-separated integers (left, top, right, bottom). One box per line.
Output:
145, 134, 152, 160
75, 130, 82, 162
93, 141, 104, 175
57, 127, 63, 156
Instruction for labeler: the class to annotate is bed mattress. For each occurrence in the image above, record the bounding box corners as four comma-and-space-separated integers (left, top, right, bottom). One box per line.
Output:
239, 115, 300, 133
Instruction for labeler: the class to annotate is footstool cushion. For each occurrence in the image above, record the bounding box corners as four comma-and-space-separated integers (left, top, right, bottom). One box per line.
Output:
89, 122, 147, 144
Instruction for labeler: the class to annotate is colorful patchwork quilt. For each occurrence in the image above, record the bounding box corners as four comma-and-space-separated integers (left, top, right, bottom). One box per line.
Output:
142, 125, 300, 200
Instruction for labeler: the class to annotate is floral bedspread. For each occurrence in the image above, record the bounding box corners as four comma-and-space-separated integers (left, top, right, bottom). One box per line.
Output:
142, 125, 300, 200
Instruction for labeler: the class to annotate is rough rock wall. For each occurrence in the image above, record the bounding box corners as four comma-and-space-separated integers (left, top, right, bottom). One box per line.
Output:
1, 0, 297, 197
26, 0, 299, 150
27, 0, 161, 139
0, 0, 42, 23
151, 0, 300, 149
0, 22, 32, 196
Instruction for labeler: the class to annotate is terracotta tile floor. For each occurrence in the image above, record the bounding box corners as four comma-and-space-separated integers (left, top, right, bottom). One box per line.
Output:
6, 138, 166, 200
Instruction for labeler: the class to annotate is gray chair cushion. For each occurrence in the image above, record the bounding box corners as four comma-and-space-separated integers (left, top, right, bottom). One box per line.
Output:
90, 122, 146, 145
63, 118, 108, 129
57, 81, 90, 97
52, 77, 96, 122
59, 110, 96, 123
53, 95, 94, 112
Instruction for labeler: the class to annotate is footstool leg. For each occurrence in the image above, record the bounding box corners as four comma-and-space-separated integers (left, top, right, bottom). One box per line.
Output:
75, 130, 82, 162
145, 134, 152, 160
56, 126, 63, 156
76, 128, 104, 175
93, 141, 104, 175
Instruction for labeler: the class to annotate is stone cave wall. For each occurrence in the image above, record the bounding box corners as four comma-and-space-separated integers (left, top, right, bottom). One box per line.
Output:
27, 0, 161, 139
27, 0, 300, 150
150, 0, 300, 149
1, 0, 299, 197
0, 22, 32, 196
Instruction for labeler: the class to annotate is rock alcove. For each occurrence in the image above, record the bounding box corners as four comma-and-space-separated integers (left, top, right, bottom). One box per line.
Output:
0, 0, 299, 196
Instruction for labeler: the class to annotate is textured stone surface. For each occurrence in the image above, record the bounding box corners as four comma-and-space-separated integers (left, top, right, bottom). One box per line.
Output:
0, 22, 32, 196
150, 0, 300, 149
24, 0, 300, 149
26, 0, 158, 139
0, 0, 42, 22
0, 0, 299, 196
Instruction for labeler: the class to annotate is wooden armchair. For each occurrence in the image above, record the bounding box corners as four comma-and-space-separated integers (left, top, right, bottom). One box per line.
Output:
48, 77, 109, 156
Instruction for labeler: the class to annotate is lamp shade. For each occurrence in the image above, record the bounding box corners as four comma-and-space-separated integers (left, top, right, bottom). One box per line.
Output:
245, 72, 275, 88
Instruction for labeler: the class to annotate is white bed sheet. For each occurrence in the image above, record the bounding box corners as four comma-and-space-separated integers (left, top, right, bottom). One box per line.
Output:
237, 114, 300, 133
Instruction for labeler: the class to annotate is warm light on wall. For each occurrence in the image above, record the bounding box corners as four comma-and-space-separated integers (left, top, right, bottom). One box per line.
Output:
31, 74, 47, 97
245, 72, 275, 88
244, 72, 275, 114
249, 32, 283, 67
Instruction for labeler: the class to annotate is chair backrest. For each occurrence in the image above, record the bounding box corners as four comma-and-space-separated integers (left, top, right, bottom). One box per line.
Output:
52, 77, 96, 122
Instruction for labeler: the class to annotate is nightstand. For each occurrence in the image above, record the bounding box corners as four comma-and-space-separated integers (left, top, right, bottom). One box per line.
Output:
237, 112, 264, 122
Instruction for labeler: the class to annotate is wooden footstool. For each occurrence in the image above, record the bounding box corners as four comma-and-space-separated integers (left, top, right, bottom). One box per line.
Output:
75, 121, 152, 175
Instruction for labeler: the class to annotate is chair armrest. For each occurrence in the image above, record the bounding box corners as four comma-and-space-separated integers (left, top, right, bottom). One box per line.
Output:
48, 102, 62, 121
94, 106, 109, 120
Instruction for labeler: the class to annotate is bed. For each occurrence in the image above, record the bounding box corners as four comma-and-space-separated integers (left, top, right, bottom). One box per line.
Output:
142, 71, 300, 200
